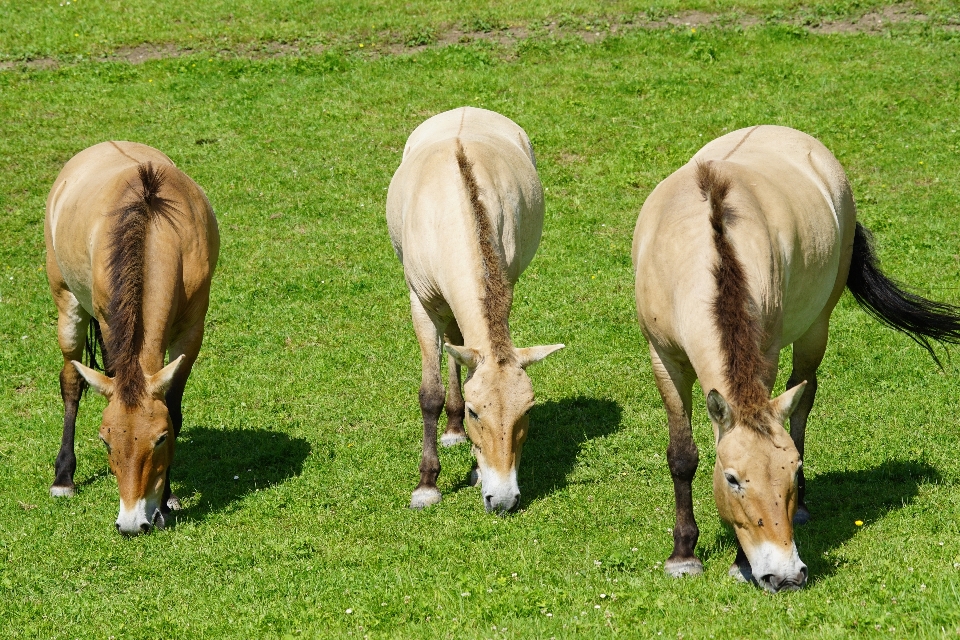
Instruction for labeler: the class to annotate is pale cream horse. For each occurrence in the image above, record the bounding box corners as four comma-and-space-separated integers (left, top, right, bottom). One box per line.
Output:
46, 141, 218, 534
387, 107, 563, 512
633, 125, 960, 591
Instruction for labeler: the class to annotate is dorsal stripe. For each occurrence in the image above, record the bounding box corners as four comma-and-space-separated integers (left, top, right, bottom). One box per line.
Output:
696, 161, 772, 431
105, 162, 181, 407
454, 140, 513, 365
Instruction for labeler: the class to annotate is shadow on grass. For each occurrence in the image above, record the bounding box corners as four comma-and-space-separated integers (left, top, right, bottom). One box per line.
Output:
517, 396, 623, 506
700, 458, 939, 583
170, 426, 311, 521
800, 458, 939, 584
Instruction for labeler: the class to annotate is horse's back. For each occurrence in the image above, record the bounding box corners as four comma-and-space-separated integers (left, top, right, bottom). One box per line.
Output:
46, 142, 218, 318
634, 126, 856, 357
387, 108, 543, 300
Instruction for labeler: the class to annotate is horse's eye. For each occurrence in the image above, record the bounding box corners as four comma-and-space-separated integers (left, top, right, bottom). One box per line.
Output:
99, 435, 111, 453
467, 408, 479, 421
724, 473, 741, 489
155, 433, 168, 447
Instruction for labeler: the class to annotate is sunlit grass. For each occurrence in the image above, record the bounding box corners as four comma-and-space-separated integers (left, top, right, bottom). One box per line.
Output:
2, 15, 960, 639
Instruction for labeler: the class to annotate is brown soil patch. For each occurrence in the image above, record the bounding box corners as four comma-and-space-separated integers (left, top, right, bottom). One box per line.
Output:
0, 4, 951, 72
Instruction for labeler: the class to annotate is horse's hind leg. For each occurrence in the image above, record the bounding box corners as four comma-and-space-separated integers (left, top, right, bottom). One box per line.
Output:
787, 318, 830, 525
440, 321, 467, 447
50, 291, 91, 497
650, 343, 702, 576
409, 292, 445, 509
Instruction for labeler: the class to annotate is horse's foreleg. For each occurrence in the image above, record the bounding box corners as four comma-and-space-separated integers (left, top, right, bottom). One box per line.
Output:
51, 296, 90, 497
650, 344, 702, 576
162, 321, 204, 513
410, 293, 445, 509
787, 319, 829, 525
440, 321, 467, 447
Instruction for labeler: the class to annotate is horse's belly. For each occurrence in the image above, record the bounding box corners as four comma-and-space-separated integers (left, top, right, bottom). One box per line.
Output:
779, 250, 841, 345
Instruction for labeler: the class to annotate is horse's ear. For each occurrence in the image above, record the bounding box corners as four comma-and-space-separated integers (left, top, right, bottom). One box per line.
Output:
770, 381, 807, 424
706, 389, 734, 438
72, 361, 114, 398
147, 355, 186, 397
444, 344, 481, 370
515, 344, 565, 369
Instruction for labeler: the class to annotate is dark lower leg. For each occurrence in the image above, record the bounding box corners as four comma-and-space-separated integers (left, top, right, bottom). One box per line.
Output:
667, 420, 700, 567
730, 540, 754, 582
787, 373, 817, 523
415, 383, 445, 492
53, 366, 85, 491
162, 381, 187, 513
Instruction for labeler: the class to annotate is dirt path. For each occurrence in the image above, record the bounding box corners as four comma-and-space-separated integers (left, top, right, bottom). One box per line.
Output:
2, 4, 955, 72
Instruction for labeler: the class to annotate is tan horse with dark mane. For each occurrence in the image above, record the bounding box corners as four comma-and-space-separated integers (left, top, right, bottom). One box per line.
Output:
633, 125, 960, 591
387, 107, 563, 512
46, 141, 218, 535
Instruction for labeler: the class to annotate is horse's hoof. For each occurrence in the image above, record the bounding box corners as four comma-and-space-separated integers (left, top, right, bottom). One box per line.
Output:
467, 467, 481, 487
166, 495, 182, 511
664, 558, 703, 577
409, 487, 442, 509
440, 432, 468, 447
793, 506, 811, 525
50, 485, 75, 498
729, 562, 755, 583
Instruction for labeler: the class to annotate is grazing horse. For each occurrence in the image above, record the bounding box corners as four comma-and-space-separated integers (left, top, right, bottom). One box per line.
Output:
387, 107, 563, 513
632, 125, 960, 592
45, 141, 219, 535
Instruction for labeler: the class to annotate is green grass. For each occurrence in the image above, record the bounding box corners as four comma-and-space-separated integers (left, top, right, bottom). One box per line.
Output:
3, 10, 960, 639
2, 0, 959, 62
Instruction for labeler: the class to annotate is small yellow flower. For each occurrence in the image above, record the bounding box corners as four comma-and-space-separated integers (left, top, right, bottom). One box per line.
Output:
919, 161, 924, 165
148, 79, 153, 82
359, 43, 364, 48
855, 520, 864, 526
74, 33, 79, 37
691, 28, 697, 33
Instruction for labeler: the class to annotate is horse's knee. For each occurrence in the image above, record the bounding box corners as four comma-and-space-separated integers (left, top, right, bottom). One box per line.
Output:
418, 384, 445, 419
667, 443, 699, 481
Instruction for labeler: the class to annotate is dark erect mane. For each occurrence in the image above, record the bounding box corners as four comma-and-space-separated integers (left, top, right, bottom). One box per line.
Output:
106, 162, 180, 407
696, 161, 771, 431
454, 139, 514, 365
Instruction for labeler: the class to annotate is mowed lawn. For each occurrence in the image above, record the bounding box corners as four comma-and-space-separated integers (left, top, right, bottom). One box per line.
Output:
2, 8, 960, 638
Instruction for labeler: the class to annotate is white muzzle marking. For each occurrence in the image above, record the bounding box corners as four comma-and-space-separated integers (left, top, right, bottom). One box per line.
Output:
116, 498, 162, 535
479, 466, 520, 513
747, 541, 807, 592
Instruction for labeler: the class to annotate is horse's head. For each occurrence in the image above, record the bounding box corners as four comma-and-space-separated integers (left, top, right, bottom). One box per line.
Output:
706, 383, 808, 593
445, 343, 563, 513
73, 356, 185, 535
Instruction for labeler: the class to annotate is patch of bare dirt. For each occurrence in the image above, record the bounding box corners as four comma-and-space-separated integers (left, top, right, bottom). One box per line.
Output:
0, 5, 952, 72
811, 5, 929, 33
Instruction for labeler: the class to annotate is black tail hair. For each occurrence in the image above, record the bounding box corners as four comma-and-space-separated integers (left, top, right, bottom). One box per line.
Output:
83, 318, 105, 373
847, 222, 960, 367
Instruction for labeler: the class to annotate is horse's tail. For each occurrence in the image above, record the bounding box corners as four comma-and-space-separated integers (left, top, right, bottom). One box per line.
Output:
846, 221, 960, 367
106, 162, 180, 406
83, 317, 107, 373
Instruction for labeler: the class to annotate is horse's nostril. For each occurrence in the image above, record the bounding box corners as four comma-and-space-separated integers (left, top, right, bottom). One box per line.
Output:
139, 522, 151, 533
115, 522, 121, 532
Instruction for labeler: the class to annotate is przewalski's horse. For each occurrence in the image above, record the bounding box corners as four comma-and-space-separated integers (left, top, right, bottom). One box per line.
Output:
387, 107, 563, 513
46, 141, 219, 535
633, 125, 960, 592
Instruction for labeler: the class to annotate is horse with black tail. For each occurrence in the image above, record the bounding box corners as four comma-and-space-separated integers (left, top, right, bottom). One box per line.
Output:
632, 125, 960, 592
45, 141, 219, 535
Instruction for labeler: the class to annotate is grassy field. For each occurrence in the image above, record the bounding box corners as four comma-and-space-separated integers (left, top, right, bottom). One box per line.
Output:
3, 3, 960, 638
